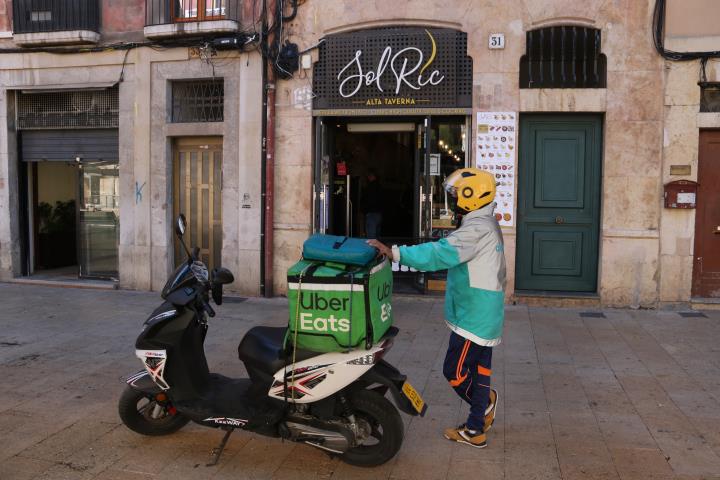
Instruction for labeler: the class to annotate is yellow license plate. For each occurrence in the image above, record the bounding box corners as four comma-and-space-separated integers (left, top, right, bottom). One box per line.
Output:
402, 381, 426, 415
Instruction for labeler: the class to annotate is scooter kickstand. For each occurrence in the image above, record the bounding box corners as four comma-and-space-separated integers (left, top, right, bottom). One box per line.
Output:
207, 428, 233, 467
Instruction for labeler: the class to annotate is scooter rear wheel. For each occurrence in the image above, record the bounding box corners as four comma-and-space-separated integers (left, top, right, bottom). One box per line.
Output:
118, 386, 189, 436
340, 389, 404, 467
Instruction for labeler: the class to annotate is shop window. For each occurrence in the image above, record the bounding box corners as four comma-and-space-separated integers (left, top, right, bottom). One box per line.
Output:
171, 79, 224, 123
520, 26, 606, 89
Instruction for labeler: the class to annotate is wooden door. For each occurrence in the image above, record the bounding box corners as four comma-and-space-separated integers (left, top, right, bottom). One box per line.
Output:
516, 115, 602, 292
693, 131, 720, 297
173, 137, 222, 270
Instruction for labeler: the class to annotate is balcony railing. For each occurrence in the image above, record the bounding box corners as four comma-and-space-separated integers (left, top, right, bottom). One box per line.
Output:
12, 0, 99, 34
146, 0, 240, 26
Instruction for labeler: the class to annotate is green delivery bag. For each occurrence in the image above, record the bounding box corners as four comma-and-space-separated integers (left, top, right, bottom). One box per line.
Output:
286, 258, 393, 352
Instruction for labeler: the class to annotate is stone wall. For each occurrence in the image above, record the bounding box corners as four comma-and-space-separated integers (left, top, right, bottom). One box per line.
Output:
101, 0, 146, 42
0, 47, 264, 295
0, 0, 10, 32
658, 53, 720, 305
271, 0, 666, 307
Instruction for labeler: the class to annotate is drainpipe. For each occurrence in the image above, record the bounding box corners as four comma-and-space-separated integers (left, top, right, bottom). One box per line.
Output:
264, 69, 276, 298
261, 0, 277, 298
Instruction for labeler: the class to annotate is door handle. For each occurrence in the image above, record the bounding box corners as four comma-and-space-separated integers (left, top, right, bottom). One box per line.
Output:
555, 216, 565, 224
714, 226, 720, 234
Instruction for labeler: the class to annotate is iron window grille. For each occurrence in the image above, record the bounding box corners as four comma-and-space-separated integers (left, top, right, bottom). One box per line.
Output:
520, 26, 607, 89
171, 79, 224, 123
12, 0, 100, 34
146, 0, 240, 26
17, 88, 119, 130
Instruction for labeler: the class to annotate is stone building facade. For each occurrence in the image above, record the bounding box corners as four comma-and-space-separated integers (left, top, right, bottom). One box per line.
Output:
0, 0, 264, 294
270, 0, 720, 308
272, 0, 661, 307
0, 0, 718, 308
659, 0, 720, 307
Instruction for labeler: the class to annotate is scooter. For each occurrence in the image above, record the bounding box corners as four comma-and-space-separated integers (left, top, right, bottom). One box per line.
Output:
118, 214, 427, 467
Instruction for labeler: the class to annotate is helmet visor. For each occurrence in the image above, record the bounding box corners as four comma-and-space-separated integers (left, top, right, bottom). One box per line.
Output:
442, 169, 466, 198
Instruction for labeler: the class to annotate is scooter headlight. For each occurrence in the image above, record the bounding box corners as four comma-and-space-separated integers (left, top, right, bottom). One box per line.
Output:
191, 261, 209, 283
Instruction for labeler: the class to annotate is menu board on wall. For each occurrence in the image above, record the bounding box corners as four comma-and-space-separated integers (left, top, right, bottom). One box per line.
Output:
476, 112, 516, 227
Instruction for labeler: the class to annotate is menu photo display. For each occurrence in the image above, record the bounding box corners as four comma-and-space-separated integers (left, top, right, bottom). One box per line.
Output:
476, 111, 516, 227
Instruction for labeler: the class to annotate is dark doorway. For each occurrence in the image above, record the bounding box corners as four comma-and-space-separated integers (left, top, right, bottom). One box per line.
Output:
314, 117, 470, 294
329, 126, 415, 239
33, 162, 79, 273
693, 130, 720, 297
516, 114, 602, 292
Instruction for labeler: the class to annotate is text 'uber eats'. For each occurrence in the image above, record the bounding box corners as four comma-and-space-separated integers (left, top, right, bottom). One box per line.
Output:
297, 283, 392, 333
299, 292, 351, 332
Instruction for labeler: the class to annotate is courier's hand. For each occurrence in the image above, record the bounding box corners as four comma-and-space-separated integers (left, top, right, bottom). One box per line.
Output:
367, 239, 392, 259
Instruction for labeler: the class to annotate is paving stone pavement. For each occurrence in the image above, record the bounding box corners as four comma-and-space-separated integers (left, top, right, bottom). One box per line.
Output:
0, 283, 719, 480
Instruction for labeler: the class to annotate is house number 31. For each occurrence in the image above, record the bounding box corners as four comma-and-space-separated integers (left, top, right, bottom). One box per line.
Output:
489, 33, 505, 49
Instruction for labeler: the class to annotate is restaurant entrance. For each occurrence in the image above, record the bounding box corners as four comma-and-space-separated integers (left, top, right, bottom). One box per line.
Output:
313, 116, 469, 293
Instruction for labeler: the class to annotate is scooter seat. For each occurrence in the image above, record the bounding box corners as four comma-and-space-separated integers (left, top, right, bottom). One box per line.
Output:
237, 326, 318, 375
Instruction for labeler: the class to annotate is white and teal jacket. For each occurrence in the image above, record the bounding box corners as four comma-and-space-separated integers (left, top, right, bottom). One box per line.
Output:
391, 203, 506, 346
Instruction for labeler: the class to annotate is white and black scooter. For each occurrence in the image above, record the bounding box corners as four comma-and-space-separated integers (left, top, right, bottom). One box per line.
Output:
118, 214, 427, 467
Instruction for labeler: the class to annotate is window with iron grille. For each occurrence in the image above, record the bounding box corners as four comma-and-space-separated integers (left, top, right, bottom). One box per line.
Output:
17, 87, 119, 129
520, 26, 607, 89
171, 79, 224, 123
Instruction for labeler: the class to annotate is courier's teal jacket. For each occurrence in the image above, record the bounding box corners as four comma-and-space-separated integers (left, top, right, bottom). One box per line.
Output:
392, 203, 506, 346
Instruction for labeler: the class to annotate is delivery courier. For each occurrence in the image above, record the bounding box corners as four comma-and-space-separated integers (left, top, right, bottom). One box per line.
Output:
368, 167, 506, 449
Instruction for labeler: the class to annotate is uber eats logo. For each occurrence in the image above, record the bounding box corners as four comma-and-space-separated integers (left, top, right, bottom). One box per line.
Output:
299, 292, 351, 333
297, 281, 392, 334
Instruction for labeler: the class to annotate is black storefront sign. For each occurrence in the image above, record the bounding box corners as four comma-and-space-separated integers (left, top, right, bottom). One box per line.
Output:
312, 27, 472, 114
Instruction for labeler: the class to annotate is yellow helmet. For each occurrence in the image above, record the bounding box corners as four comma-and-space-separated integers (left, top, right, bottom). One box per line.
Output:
442, 168, 496, 213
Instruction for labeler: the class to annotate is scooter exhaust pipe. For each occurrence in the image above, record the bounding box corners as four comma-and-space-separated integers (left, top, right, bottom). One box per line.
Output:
284, 421, 351, 453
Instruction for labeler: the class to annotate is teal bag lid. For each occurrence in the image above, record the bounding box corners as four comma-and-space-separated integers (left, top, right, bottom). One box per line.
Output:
302, 234, 377, 266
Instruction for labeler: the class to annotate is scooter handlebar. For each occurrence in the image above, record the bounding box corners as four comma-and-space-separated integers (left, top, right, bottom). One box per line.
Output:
201, 298, 216, 317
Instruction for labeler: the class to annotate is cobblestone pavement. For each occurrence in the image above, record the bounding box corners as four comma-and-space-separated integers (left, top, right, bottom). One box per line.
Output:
0, 283, 719, 479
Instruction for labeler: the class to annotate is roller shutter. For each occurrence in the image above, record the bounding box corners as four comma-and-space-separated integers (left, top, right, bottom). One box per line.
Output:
21, 129, 119, 162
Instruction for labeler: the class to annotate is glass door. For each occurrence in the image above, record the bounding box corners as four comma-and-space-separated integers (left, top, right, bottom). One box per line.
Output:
417, 117, 433, 240
428, 117, 469, 236
78, 161, 119, 279
424, 117, 469, 292
314, 118, 334, 234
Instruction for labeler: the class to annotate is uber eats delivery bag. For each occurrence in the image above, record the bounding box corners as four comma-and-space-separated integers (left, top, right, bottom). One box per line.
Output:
286, 258, 393, 353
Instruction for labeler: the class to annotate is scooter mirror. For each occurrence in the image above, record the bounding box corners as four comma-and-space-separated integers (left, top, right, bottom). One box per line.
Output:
211, 267, 234, 285
176, 214, 187, 237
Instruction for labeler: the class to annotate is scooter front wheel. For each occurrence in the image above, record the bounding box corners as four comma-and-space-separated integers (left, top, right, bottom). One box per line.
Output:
340, 389, 404, 467
118, 386, 189, 436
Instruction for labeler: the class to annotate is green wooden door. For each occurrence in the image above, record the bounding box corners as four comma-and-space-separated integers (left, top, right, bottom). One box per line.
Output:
516, 115, 602, 292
